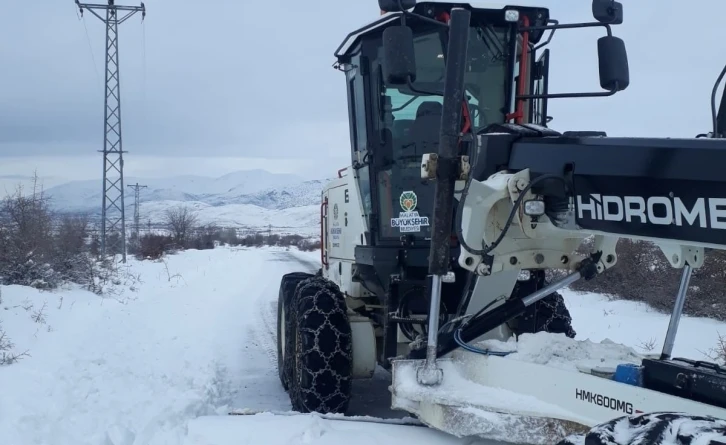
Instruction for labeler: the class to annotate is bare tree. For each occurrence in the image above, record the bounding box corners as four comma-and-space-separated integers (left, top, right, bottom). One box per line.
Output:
0, 173, 58, 287
164, 205, 199, 247
53, 213, 92, 284
55, 213, 90, 255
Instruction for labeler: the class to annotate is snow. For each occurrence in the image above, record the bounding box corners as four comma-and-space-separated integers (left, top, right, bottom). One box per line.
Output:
562, 288, 726, 361
43, 170, 328, 214
138, 201, 322, 235
2, 246, 726, 445
185, 413, 475, 445
571, 412, 726, 445
391, 358, 582, 445
45, 170, 307, 210
394, 359, 573, 419
475, 333, 645, 373
33, 169, 330, 234
0, 247, 319, 444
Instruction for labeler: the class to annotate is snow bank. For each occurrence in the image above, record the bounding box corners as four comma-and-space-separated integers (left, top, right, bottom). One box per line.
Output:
476, 332, 644, 373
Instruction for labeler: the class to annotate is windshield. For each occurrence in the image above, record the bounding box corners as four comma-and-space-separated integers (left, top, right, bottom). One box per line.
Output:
374, 22, 511, 241
381, 23, 510, 134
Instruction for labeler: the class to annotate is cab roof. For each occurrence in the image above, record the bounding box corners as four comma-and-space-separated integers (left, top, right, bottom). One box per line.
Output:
334, 1, 549, 58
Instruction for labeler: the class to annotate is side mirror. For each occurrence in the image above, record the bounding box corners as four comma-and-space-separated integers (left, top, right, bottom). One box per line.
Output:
592, 0, 623, 25
597, 35, 629, 91
379, 0, 416, 13
382, 26, 417, 85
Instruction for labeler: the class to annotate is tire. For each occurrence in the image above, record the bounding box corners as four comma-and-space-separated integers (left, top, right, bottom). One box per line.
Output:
287, 275, 352, 414
277, 272, 313, 391
556, 412, 726, 445
512, 271, 577, 339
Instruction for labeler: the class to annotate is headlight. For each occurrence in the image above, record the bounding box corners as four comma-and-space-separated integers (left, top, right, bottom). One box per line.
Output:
505, 9, 520, 22
524, 199, 546, 217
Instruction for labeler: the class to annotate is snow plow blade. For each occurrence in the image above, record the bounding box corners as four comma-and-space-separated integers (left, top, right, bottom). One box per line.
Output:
390, 358, 591, 445
227, 408, 423, 427
390, 350, 726, 445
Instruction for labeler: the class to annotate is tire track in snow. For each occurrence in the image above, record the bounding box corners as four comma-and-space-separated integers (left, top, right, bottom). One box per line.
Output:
251, 250, 318, 373
252, 297, 279, 374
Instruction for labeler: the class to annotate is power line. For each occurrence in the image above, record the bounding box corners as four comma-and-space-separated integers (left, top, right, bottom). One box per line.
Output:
73, 3, 102, 93
74, 0, 146, 263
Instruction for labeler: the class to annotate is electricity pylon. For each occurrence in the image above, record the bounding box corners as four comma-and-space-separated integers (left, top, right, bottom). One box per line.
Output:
127, 183, 147, 240
75, 0, 146, 262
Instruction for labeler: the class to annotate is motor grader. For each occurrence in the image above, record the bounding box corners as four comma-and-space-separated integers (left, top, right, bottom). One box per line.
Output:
275, 1, 726, 443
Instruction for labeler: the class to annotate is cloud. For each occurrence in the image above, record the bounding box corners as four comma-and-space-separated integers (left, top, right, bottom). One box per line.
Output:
1, 0, 372, 159
2, 0, 725, 175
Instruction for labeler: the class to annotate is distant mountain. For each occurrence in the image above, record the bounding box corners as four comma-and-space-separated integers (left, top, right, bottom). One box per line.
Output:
44, 170, 322, 212
0, 174, 70, 196
138, 201, 322, 236
203, 179, 328, 209
39, 170, 333, 233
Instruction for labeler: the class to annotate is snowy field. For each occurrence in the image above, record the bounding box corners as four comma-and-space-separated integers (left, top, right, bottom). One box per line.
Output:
137, 200, 321, 235
1, 246, 725, 445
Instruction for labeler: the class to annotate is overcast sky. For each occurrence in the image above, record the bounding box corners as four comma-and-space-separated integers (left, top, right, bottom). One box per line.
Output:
1, 0, 725, 182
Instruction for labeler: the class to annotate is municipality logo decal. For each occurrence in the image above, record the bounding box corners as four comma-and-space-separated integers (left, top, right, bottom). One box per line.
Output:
400, 191, 417, 212
391, 191, 429, 233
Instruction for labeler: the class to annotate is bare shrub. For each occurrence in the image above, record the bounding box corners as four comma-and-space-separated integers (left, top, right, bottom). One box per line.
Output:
702, 332, 726, 365
0, 323, 29, 366
55, 213, 90, 254
164, 205, 199, 247
188, 224, 218, 250
637, 337, 657, 353
240, 234, 265, 247
232, 231, 320, 251
556, 239, 726, 321
218, 228, 239, 246
136, 233, 175, 260
31, 301, 48, 324
52, 213, 93, 284
298, 238, 321, 251
0, 175, 59, 288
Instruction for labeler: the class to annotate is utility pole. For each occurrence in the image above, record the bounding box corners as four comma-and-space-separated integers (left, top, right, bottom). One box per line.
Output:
75, 0, 146, 263
127, 183, 147, 240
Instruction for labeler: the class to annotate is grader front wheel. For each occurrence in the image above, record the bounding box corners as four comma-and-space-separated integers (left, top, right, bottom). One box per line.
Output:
287, 275, 353, 414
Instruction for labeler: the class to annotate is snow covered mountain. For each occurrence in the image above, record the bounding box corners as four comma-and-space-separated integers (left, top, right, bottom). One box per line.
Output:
0, 174, 71, 196
138, 201, 323, 236
44, 170, 318, 212
37, 170, 332, 234
202, 179, 329, 209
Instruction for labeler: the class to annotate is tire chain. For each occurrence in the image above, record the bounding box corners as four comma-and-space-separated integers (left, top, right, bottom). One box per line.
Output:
512, 272, 577, 339
279, 272, 313, 390
289, 276, 352, 414
557, 412, 726, 445
532, 291, 577, 339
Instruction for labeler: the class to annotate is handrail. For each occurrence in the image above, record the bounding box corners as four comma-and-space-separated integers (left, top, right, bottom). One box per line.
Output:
320, 197, 329, 268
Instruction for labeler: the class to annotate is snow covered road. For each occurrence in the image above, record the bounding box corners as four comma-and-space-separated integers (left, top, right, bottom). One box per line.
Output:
2, 245, 726, 445
0, 247, 466, 445
0, 247, 324, 444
